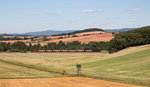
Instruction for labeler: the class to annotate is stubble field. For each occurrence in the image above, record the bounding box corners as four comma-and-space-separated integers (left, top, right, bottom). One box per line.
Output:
0, 44, 150, 86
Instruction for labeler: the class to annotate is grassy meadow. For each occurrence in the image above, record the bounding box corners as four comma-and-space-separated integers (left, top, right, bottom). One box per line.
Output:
0, 44, 150, 86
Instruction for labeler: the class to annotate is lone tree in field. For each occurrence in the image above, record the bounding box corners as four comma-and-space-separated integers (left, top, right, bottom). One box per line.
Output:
76, 63, 81, 76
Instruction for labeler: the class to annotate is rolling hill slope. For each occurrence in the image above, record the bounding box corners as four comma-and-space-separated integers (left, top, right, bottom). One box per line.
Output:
0, 45, 150, 86
45, 34, 114, 44
81, 45, 150, 86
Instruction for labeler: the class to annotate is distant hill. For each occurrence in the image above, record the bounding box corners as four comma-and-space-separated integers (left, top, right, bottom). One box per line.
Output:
11, 30, 75, 36
0, 33, 12, 36
52, 28, 104, 36
104, 28, 135, 32
9, 28, 135, 36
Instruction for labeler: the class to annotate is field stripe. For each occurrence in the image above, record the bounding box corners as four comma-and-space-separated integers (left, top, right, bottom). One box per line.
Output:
0, 77, 142, 87
81, 49, 150, 67
0, 59, 67, 76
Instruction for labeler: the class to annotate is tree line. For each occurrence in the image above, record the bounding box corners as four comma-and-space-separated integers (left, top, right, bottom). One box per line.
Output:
0, 41, 108, 52
0, 36, 31, 41
0, 26, 150, 53
108, 26, 150, 53
52, 28, 104, 36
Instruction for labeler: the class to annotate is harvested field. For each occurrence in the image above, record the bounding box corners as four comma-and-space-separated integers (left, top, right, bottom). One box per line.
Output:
0, 40, 30, 44
0, 61, 62, 79
0, 77, 141, 87
48, 35, 67, 39
46, 34, 114, 44
74, 31, 105, 36
0, 32, 113, 46
3, 36, 34, 39
0, 45, 150, 86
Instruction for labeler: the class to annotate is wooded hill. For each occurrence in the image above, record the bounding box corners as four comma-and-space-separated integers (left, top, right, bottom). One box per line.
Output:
108, 26, 150, 53
52, 28, 104, 36
0, 26, 150, 53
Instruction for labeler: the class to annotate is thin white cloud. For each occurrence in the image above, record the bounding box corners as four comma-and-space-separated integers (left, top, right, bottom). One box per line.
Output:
130, 8, 141, 11
46, 12, 63, 16
78, 9, 104, 13
87, 24, 99, 27
55, 12, 63, 15
131, 19, 138, 22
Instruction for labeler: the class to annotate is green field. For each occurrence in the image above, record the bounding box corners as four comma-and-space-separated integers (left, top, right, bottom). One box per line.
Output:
0, 44, 150, 86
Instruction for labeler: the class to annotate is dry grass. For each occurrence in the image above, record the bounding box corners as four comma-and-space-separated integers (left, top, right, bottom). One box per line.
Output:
0, 40, 30, 44
0, 61, 61, 79
45, 34, 114, 44
0, 31, 112, 46
0, 45, 150, 86
0, 52, 107, 71
74, 31, 105, 36
106, 44, 150, 58
0, 77, 141, 87
1, 44, 150, 72
3, 36, 34, 39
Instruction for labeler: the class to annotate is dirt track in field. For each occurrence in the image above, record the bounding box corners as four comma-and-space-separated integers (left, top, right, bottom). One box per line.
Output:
0, 77, 141, 87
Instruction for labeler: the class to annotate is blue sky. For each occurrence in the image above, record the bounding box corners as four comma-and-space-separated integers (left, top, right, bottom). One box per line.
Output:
0, 0, 150, 33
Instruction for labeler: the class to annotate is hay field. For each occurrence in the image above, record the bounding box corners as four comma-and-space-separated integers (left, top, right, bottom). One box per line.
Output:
0, 40, 30, 44
74, 31, 105, 36
46, 34, 114, 44
0, 52, 107, 73
0, 61, 61, 79
0, 44, 150, 86
0, 77, 141, 87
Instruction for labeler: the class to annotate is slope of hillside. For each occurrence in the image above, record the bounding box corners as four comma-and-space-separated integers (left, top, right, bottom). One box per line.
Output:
52, 28, 104, 36
0, 45, 150, 86
45, 34, 114, 44
74, 31, 105, 36
81, 45, 150, 86
0, 40, 30, 44
105, 28, 135, 32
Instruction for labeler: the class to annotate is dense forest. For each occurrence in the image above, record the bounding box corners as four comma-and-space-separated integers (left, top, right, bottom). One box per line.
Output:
0, 26, 150, 53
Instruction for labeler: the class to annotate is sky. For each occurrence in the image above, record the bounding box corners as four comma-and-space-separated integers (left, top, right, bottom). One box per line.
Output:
0, 0, 150, 33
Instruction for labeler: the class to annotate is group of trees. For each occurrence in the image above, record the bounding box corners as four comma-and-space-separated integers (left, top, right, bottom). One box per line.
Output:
29, 41, 108, 52
0, 36, 22, 40
0, 42, 27, 52
0, 41, 108, 52
0, 36, 30, 41
107, 26, 150, 53
0, 26, 150, 53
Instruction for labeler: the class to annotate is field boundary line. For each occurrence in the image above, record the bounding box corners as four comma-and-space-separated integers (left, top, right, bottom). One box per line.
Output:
0, 59, 148, 86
